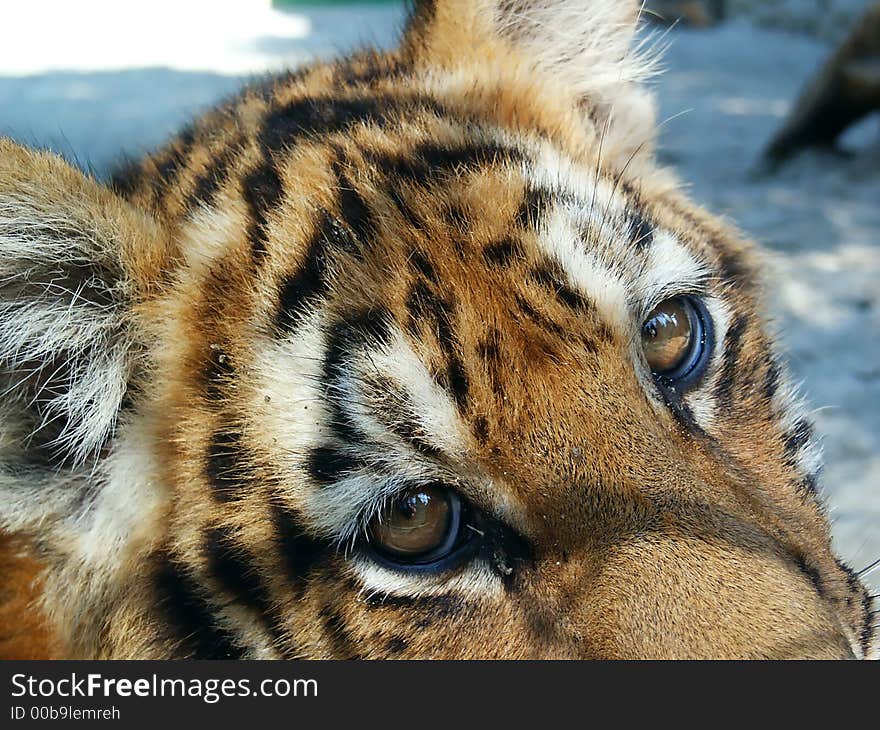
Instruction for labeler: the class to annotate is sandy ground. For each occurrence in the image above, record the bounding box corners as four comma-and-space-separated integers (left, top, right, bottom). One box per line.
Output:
1, 3, 877, 587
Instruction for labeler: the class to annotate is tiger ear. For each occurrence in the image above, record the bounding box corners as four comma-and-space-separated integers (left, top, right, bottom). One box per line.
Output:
402, 0, 659, 168
0, 138, 168, 475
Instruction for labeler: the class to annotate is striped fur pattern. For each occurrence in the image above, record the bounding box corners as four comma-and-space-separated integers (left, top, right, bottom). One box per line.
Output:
0, 0, 874, 659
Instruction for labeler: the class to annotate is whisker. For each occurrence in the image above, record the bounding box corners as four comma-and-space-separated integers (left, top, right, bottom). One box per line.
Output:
857, 557, 880, 577
588, 113, 613, 227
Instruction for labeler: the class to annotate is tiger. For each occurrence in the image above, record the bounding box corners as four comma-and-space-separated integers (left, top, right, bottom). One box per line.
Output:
0, 0, 875, 660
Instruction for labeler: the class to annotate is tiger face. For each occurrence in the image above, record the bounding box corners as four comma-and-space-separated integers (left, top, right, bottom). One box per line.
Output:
0, 0, 874, 659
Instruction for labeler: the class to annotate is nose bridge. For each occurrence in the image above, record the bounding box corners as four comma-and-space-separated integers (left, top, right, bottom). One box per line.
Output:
534, 522, 856, 659
469, 388, 862, 658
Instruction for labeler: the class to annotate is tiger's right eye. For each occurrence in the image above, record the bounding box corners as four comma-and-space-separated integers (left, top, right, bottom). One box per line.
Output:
641, 296, 712, 387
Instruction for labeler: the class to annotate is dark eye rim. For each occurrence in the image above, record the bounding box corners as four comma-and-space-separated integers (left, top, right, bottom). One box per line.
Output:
365, 488, 483, 575
647, 295, 714, 390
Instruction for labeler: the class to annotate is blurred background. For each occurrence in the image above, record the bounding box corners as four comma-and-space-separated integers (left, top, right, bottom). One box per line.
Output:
0, 0, 877, 587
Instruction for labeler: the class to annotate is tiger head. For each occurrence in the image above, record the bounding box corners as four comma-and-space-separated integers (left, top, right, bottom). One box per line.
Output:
0, 0, 874, 659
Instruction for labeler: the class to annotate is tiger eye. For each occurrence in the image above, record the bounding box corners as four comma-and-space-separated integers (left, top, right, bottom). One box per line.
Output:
370, 486, 452, 558
641, 298, 694, 375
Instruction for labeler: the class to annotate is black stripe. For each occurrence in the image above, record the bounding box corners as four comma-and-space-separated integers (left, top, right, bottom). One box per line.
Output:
322, 308, 393, 443
258, 93, 444, 158
792, 552, 825, 597
204, 526, 294, 654
242, 161, 285, 261
514, 293, 567, 339
185, 136, 245, 212
260, 97, 380, 155
206, 428, 250, 502
714, 315, 749, 408
275, 216, 334, 334
516, 186, 552, 230
153, 126, 197, 192
383, 141, 517, 188
528, 264, 591, 310
860, 590, 874, 657
368, 378, 445, 457
321, 210, 362, 254
628, 211, 654, 249
783, 418, 814, 457
404, 281, 469, 412
444, 355, 470, 413
272, 504, 328, 596
409, 248, 438, 282
204, 345, 235, 401
403, 0, 437, 39
837, 558, 876, 657
389, 188, 424, 230
483, 237, 523, 267
385, 635, 409, 655
319, 605, 361, 659
718, 250, 752, 289
764, 356, 782, 401
109, 158, 145, 198
477, 331, 504, 398
274, 207, 377, 334
154, 557, 243, 659
472, 414, 490, 444
362, 592, 466, 617
306, 446, 362, 485
386, 415, 444, 457
250, 92, 443, 266
410, 283, 455, 349
334, 167, 376, 249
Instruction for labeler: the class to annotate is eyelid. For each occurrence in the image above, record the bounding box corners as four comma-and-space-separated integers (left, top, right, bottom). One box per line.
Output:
635, 283, 710, 324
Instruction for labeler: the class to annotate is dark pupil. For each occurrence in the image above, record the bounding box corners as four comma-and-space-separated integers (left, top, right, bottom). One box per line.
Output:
644, 311, 677, 339
642, 299, 693, 374
397, 493, 428, 520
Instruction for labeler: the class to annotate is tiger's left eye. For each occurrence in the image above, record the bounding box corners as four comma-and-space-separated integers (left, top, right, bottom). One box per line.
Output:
370, 485, 454, 560
641, 296, 711, 386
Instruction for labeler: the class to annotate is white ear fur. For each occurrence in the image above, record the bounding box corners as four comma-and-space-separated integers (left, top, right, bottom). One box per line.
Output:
405, 0, 661, 167
498, 0, 661, 168
492, 0, 658, 108
0, 139, 162, 468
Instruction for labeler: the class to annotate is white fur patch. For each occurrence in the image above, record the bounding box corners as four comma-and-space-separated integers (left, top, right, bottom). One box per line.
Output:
254, 315, 469, 546
0, 197, 133, 465
360, 328, 469, 459
491, 0, 660, 102
351, 554, 503, 604
250, 312, 332, 473
305, 325, 470, 544
640, 230, 709, 315
180, 206, 243, 273
540, 204, 630, 334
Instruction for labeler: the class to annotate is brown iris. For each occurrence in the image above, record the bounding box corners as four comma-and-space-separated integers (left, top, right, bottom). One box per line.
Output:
370, 485, 453, 559
641, 297, 696, 375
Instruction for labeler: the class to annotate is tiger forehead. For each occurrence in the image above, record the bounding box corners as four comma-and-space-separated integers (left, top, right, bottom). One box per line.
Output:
252, 140, 706, 347
175, 106, 715, 443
